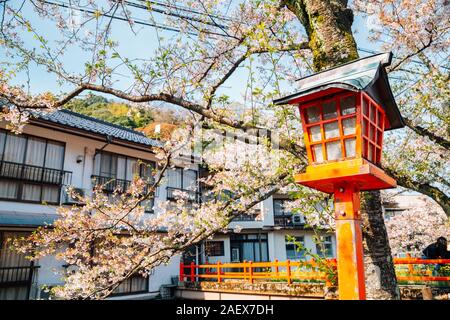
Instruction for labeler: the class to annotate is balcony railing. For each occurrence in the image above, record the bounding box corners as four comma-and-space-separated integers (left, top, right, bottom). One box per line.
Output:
91, 175, 154, 194
91, 175, 132, 193
166, 187, 200, 203
0, 266, 39, 287
274, 214, 305, 228
232, 210, 261, 222
0, 160, 72, 185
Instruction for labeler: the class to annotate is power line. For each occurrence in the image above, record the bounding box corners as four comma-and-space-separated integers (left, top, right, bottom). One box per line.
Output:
41, 0, 230, 38
39, 1, 450, 71
134, 0, 235, 22
125, 1, 450, 71
123, 0, 228, 29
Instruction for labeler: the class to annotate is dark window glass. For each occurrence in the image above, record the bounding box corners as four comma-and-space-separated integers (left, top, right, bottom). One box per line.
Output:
285, 236, 305, 260
205, 241, 225, 256
316, 236, 334, 257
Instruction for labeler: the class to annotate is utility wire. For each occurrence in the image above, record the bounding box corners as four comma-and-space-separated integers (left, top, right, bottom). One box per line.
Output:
41, 0, 230, 38
40, 0, 450, 71
123, 0, 228, 29
134, 0, 234, 22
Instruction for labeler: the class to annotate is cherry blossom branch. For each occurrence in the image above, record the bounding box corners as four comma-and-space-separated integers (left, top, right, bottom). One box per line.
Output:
206, 42, 310, 108
384, 166, 450, 216
403, 117, 450, 150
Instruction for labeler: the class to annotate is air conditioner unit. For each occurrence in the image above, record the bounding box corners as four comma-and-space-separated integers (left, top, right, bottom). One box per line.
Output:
292, 214, 305, 225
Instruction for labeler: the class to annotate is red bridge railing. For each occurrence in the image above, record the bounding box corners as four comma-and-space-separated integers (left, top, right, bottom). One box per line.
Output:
180, 259, 336, 285
179, 256, 450, 285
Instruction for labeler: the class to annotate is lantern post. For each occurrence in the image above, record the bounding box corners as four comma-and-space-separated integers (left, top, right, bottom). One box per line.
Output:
274, 52, 405, 300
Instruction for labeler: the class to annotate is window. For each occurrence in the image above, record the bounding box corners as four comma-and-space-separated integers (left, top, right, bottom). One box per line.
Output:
230, 233, 268, 262
316, 236, 334, 257
0, 231, 35, 300
285, 236, 305, 260
205, 241, 225, 257
0, 130, 67, 204
273, 199, 292, 216
92, 151, 156, 212
166, 167, 199, 202
93, 151, 154, 183
361, 95, 385, 164
273, 199, 305, 228
231, 248, 240, 262
167, 167, 198, 190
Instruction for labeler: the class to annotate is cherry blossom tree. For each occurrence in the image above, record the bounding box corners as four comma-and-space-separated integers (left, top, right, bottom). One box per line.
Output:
385, 197, 449, 256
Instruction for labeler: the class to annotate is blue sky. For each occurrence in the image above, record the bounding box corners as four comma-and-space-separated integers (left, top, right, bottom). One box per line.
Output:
2, 1, 380, 101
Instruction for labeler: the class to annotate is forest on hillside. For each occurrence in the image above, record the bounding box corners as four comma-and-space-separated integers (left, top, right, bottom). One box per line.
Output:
66, 94, 182, 130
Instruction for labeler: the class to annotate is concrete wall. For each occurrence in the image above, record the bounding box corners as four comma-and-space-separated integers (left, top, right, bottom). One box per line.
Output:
148, 254, 182, 292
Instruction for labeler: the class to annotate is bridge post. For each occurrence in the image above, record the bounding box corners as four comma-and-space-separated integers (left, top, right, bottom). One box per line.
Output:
243, 260, 247, 281
406, 253, 414, 274
249, 261, 254, 284
217, 261, 222, 283
275, 259, 279, 279
179, 262, 184, 282
286, 259, 291, 284
190, 261, 195, 282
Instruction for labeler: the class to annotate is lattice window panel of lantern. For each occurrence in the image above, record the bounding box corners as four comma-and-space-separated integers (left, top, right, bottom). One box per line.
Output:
301, 93, 358, 164
361, 93, 385, 165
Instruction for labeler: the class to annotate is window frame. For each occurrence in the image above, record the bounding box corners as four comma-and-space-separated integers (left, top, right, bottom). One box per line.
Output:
300, 91, 360, 164
230, 233, 269, 262
166, 167, 198, 190
92, 150, 156, 213
204, 241, 225, 257
316, 235, 334, 258
285, 236, 305, 260
0, 129, 67, 205
93, 150, 155, 182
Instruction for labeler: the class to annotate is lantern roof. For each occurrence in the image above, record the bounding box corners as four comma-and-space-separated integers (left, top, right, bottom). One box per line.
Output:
273, 52, 405, 130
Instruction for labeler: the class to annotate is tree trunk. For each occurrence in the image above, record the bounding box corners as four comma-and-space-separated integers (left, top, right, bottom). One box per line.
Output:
282, 0, 358, 70
283, 0, 400, 299
361, 191, 400, 299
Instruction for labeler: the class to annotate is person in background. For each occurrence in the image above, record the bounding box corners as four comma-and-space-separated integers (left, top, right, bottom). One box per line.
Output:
422, 237, 449, 276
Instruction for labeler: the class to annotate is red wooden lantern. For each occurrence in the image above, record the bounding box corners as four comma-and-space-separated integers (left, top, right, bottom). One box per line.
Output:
274, 52, 405, 194
274, 52, 405, 300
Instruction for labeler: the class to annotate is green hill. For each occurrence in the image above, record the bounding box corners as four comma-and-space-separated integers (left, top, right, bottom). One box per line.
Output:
66, 94, 154, 129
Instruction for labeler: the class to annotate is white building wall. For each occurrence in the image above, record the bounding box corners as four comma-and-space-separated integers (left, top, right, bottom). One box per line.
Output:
148, 255, 181, 292
268, 230, 336, 261
35, 253, 65, 289
208, 228, 336, 264
261, 197, 274, 226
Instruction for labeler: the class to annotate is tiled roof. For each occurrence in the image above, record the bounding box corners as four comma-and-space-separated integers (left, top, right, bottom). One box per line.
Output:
32, 109, 162, 147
